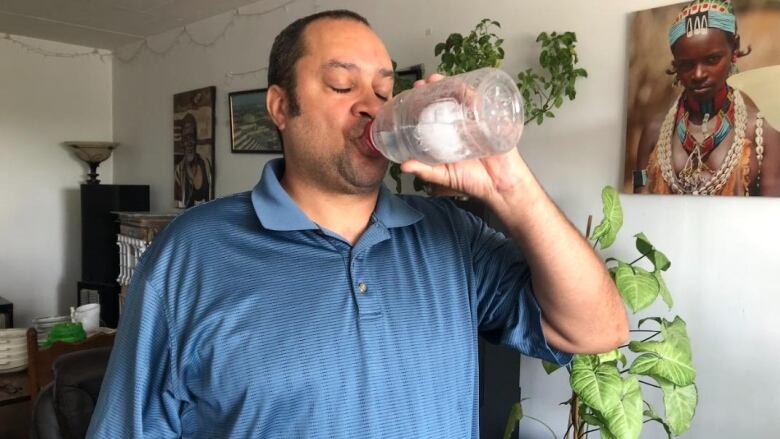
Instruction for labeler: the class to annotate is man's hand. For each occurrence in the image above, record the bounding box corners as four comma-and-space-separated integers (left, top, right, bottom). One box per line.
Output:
399, 73, 528, 206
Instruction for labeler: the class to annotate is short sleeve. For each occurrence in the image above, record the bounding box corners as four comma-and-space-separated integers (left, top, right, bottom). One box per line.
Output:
86, 275, 183, 438
465, 210, 573, 366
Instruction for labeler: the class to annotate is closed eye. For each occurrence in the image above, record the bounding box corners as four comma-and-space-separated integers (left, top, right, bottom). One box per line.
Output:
331, 87, 351, 94
375, 93, 388, 102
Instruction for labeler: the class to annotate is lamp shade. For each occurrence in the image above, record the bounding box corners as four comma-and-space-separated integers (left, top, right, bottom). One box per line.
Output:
64, 141, 119, 184
727, 65, 780, 128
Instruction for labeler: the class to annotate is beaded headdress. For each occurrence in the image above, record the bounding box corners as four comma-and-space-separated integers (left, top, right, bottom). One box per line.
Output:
668, 0, 737, 46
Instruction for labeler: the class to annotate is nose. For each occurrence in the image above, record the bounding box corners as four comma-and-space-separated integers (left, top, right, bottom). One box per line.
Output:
692, 63, 707, 83
352, 88, 384, 120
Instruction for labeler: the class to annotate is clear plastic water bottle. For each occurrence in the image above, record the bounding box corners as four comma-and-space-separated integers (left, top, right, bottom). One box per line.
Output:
363, 67, 524, 165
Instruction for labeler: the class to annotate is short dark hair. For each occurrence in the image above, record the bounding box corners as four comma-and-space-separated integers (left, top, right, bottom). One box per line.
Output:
267, 10, 370, 116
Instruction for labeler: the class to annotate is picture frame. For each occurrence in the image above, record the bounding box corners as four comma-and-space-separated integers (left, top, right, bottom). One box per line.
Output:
228, 88, 282, 153
394, 64, 424, 95
173, 86, 216, 208
623, 0, 780, 197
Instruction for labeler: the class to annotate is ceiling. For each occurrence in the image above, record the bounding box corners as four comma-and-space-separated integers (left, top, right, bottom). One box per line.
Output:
0, 0, 268, 49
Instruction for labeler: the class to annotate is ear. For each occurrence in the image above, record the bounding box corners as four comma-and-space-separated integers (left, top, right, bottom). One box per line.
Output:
266, 85, 288, 130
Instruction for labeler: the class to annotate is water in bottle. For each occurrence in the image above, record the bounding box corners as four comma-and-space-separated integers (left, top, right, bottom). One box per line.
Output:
363, 67, 525, 165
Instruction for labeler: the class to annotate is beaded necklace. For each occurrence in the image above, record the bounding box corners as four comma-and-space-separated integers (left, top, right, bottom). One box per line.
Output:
656, 89, 747, 195
675, 86, 735, 160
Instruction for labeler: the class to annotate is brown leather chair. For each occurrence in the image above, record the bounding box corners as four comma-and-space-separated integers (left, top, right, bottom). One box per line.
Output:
26, 328, 115, 399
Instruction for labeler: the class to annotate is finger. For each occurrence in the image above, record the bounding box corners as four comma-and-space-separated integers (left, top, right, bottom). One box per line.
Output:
400, 160, 451, 186
399, 159, 431, 175
425, 73, 446, 83
414, 73, 447, 88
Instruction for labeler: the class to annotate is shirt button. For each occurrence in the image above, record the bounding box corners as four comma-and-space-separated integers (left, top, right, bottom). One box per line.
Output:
358, 282, 368, 294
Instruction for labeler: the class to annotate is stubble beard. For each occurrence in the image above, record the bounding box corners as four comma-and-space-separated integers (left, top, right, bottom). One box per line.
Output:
288, 118, 388, 195
333, 147, 388, 194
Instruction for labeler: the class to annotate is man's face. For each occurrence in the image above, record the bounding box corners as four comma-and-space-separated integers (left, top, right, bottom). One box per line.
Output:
281, 19, 394, 195
182, 124, 197, 162
671, 29, 736, 101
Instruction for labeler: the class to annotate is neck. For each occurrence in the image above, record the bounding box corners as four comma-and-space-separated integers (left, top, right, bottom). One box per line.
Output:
684, 85, 730, 117
280, 172, 379, 245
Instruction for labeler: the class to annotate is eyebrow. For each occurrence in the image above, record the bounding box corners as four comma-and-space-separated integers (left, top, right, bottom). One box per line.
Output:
322, 59, 394, 78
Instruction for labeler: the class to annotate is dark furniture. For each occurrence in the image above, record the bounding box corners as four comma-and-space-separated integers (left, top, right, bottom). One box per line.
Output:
0, 370, 29, 407
30, 347, 113, 439
79, 184, 149, 328
26, 329, 115, 400
0, 296, 12, 328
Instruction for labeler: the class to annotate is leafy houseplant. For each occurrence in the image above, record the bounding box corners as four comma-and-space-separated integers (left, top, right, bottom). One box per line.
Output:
388, 20, 588, 193
516, 32, 588, 126
504, 186, 698, 439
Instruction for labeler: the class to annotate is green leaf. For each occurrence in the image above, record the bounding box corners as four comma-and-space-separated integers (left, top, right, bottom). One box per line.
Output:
634, 233, 671, 272
570, 355, 622, 413
637, 317, 662, 328
643, 404, 673, 438
629, 317, 696, 386
654, 271, 674, 309
601, 375, 643, 439
598, 349, 628, 367
581, 412, 605, 428
615, 263, 659, 313
589, 186, 623, 249
541, 360, 562, 375
434, 42, 445, 56
658, 378, 698, 436
389, 163, 402, 193
502, 402, 523, 439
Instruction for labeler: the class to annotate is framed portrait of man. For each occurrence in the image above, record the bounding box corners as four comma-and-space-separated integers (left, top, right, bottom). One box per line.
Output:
624, 0, 780, 197
174, 86, 216, 208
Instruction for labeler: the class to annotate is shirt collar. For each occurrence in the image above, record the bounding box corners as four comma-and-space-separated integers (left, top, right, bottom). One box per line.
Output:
252, 158, 423, 231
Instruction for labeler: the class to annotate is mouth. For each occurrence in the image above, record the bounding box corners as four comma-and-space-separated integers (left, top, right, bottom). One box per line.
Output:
353, 122, 383, 159
690, 85, 713, 94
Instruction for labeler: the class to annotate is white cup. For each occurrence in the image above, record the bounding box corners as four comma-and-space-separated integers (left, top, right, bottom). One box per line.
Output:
74, 303, 100, 334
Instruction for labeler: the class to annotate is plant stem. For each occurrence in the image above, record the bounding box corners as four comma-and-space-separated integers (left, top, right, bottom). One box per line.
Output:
639, 380, 661, 389
563, 422, 573, 439
640, 332, 661, 342
628, 253, 648, 266
524, 415, 558, 439
569, 392, 581, 439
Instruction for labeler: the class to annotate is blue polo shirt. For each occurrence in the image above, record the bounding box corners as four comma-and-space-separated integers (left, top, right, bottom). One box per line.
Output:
87, 159, 571, 438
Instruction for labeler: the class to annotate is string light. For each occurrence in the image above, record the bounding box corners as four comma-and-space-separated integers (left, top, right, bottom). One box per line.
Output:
1, 0, 299, 68
1, 33, 109, 58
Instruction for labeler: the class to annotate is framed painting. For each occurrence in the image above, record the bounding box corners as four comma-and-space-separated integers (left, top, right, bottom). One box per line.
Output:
228, 88, 282, 153
624, 0, 780, 197
174, 86, 216, 208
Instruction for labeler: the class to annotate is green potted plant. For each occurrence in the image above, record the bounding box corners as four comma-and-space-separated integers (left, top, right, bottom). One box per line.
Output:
503, 186, 699, 439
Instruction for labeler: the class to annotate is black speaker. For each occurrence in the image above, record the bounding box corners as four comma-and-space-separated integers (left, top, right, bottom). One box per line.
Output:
79, 184, 149, 327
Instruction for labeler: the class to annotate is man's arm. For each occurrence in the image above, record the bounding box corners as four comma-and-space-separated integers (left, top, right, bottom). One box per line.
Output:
404, 151, 628, 354
87, 277, 182, 438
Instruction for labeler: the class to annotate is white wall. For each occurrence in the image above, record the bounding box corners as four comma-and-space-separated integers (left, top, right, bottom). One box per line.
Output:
111, 0, 780, 437
0, 36, 113, 327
